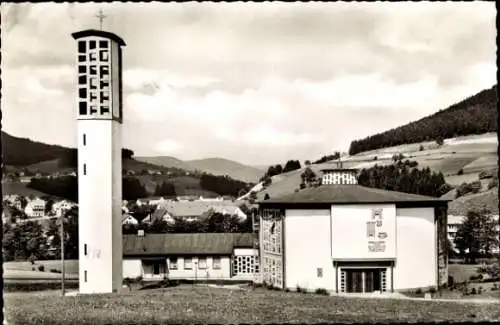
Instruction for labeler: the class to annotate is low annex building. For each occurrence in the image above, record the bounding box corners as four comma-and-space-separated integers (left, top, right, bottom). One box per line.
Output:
257, 165, 450, 294
122, 233, 259, 281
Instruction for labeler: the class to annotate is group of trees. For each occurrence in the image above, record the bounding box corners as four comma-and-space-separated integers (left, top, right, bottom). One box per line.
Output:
199, 174, 250, 197
260, 160, 303, 182
124, 212, 254, 235
357, 159, 452, 197
28, 176, 78, 202
154, 181, 177, 197
453, 208, 499, 264
348, 85, 497, 155
300, 167, 319, 189
3, 207, 79, 262
27, 176, 151, 201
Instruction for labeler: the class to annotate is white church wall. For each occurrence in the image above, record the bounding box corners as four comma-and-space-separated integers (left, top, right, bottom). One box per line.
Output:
284, 209, 334, 292
393, 207, 436, 290
331, 204, 396, 260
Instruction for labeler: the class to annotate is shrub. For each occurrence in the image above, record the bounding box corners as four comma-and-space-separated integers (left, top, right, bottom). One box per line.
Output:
457, 169, 464, 175
471, 287, 477, 295
31, 267, 35, 271
299, 183, 306, 190
488, 177, 498, 190
478, 286, 483, 294
448, 276, 455, 288
470, 181, 481, 193
415, 288, 422, 294
37, 264, 45, 272
296, 285, 305, 293
284, 288, 290, 292
123, 277, 132, 286
50, 269, 61, 274
315, 288, 329, 295
419, 145, 424, 151
373, 156, 378, 161
428, 287, 436, 294
28, 255, 37, 265
479, 171, 494, 180
492, 283, 498, 291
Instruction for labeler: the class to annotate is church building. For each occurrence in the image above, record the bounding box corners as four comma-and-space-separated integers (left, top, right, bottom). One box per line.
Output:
258, 165, 450, 294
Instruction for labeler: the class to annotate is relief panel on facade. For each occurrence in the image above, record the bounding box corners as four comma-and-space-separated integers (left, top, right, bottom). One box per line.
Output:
260, 209, 284, 288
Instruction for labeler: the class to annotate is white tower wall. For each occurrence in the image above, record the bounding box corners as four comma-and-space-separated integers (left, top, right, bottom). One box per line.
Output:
73, 30, 125, 294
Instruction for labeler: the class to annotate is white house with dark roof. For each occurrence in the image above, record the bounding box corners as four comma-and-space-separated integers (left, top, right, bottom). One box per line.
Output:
24, 197, 46, 218
257, 167, 450, 294
122, 233, 259, 281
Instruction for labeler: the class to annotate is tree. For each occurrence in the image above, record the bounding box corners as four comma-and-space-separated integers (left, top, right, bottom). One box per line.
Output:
300, 167, 317, 187
283, 160, 301, 173
262, 176, 272, 188
304, 160, 311, 166
264, 193, 270, 200
435, 137, 444, 146
454, 208, 499, 263
477, 259, 500, 279
154, 181, 176, 197
45, 199, 54, 215
122, 148, 134, 160
123, 177, 148, 200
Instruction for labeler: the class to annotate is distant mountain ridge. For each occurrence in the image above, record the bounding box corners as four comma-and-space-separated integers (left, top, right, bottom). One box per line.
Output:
136, 156, 264, 183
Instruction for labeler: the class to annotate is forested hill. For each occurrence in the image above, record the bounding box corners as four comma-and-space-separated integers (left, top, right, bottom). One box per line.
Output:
348, 85, 498, 155
1, 131, 74, 166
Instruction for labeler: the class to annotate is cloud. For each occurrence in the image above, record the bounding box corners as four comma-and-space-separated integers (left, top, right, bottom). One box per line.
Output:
1, 2, 496, 166
153, 139, 183, 154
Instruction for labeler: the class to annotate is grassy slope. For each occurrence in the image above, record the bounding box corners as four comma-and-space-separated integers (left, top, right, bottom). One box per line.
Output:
448, 187, 499, 215
2, 181, 49, 197
251, 133, 497, 203
5, 286, 500, 324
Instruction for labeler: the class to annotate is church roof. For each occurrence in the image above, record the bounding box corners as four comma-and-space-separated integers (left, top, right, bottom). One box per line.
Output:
258, 184, 450, 207
123, 233, 255, 256
72, 29, 126, 46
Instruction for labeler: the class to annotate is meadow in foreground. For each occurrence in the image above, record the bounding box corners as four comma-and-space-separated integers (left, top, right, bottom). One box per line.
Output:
5, 285, 500, 324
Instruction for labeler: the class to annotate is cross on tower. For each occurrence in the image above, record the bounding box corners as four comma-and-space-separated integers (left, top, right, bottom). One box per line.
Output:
94, 9, 106, 30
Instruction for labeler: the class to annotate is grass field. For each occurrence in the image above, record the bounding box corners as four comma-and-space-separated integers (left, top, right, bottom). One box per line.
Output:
4, 260, 79, 275
1, 181, 48, 197
4, 286, 500, 324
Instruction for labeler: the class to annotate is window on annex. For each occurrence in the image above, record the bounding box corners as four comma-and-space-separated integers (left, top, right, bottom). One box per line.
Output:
198, 257, 207, 269
212, 257, 221, 269
89, 40, 97, 50
79, 102, 87, 115
169, 257, 178, 270
78, 41, 86, 53
184, 258, 193, 269
99, 40, 108, 48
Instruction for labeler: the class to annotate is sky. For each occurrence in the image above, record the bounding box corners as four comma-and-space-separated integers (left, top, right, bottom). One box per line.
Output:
1, 2, 496, 166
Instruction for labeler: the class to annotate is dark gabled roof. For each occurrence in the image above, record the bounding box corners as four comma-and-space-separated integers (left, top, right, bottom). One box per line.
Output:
258, 184, 450, 206
71, 29, 126, 46
123, 233, 256, 256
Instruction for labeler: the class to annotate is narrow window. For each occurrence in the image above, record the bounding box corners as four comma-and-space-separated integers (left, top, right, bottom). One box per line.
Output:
78, 55, 86, 63
99, 40, 108, 48
78, 41, 86, 53
78, 75, 87, 85
89, 40, 96, 49
83, 134, 86, 146
79, 102, 87, 115
78, 65, 86, 73
84, 270, 87, 282
83, 163, 87, 175
79, 88, 87, 99
84, 244, 87, 256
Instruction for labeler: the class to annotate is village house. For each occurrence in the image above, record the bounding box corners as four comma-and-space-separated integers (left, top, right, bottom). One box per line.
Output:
122, 233, 259, 281
257, 166, 450, 294
52, 200, 76, 217
149, 200, 248, 224
122, 213, 139, 226
24, 197, 47, 218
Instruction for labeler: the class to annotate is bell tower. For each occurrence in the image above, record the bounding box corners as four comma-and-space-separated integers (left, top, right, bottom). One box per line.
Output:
72, 29, 126, 294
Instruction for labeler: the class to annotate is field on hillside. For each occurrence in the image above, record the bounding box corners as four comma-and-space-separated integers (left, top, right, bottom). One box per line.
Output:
2, 181, 50, 197
5, 286, 500, 324
253, 133, 497, 201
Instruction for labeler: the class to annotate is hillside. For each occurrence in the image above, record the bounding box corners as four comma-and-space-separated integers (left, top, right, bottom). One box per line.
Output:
1, 131, 73, 166
448, 187, 499, 215
136, 156, 263, 183
349, 85, 498, 155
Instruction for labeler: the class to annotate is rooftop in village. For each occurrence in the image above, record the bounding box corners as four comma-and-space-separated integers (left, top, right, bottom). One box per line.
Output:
123, 232, 256, 256
258, 184, 450, 207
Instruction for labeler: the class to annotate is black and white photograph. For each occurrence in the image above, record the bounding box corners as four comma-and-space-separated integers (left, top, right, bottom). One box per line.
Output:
1, 1, 498, 324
